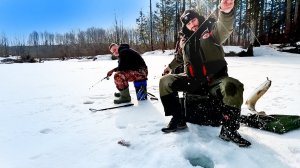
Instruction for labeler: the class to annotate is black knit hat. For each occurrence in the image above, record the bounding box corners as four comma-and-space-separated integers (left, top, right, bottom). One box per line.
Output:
180, 10, 206, 37
180, 10, 201, 25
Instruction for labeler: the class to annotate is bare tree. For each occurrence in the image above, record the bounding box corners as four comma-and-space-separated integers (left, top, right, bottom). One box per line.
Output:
181, 0, 186, 13
114, 13, 120, 44
174, 0, 179, 48
28, 31, 39, 46
150, 0, 154, 51
28, 31, 40, 57
0, 33, 9, 56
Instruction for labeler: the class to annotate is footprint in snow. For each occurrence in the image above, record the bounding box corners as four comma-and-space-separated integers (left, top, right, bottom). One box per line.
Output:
40, 128, 52, 134
83, 100, 94, 104
288, 146, 300, 154
88, 95, 108, 99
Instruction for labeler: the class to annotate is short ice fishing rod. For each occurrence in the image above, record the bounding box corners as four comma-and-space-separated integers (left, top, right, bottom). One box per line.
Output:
89, 76, 110, 90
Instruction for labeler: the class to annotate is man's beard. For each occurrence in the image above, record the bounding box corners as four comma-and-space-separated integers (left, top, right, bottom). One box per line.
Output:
191, 26, 199, 32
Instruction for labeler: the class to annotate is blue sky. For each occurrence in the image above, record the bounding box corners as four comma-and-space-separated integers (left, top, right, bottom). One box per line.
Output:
0, 0, 156, 38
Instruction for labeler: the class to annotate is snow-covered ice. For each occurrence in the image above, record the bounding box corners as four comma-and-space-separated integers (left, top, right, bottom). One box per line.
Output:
0, 46, 300, 168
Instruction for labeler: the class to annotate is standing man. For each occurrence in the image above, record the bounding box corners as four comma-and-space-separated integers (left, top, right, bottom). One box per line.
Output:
107, 43, 148, 104
159, 0, 251, 147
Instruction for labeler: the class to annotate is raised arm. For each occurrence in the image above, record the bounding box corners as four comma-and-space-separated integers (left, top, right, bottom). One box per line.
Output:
211, 0, 235, 44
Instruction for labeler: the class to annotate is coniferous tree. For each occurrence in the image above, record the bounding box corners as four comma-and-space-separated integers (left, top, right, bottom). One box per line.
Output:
136, 10, 149, 47
154, 0, 176, 51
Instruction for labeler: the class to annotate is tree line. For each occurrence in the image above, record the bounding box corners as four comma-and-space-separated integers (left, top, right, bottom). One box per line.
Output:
1, 0, 299, 58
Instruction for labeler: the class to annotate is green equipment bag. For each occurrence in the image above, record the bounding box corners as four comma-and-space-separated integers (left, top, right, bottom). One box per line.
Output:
240, 114, 300, 134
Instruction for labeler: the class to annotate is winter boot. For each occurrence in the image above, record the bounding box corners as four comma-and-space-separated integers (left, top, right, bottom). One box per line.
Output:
161, 92, 187, 133
114, 92, 121, 97
114, 88, 131, 104
177, 119, 188, 129
219, 105, 251, 147
161, 117, 187, 133
219, 126, 251, 147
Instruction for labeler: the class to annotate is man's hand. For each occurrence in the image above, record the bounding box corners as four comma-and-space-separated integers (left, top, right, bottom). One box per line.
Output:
107, 69, 114, 77
162, 66, 172, 76
220, 0, 234, 13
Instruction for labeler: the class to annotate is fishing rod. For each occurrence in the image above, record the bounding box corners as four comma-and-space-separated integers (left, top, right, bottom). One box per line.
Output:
183, 0, 237, 45
89, 76, 110, 90
242, 22, 262, 46
200, 0, 261, 46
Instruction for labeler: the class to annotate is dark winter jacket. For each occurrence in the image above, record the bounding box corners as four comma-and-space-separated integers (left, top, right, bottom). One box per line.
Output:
181, 10, 235, 82
168, 39, 184, 70
117, 44, 147, 71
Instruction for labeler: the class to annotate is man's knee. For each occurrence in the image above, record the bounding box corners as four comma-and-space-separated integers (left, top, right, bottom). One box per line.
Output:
114, 71, 124, 78
220, 77, 244, 108
159, 74, 176, 96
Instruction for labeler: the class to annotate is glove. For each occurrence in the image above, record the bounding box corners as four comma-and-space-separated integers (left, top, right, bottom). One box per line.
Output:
107, 70, 114, 77
162, 66, 172, 76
